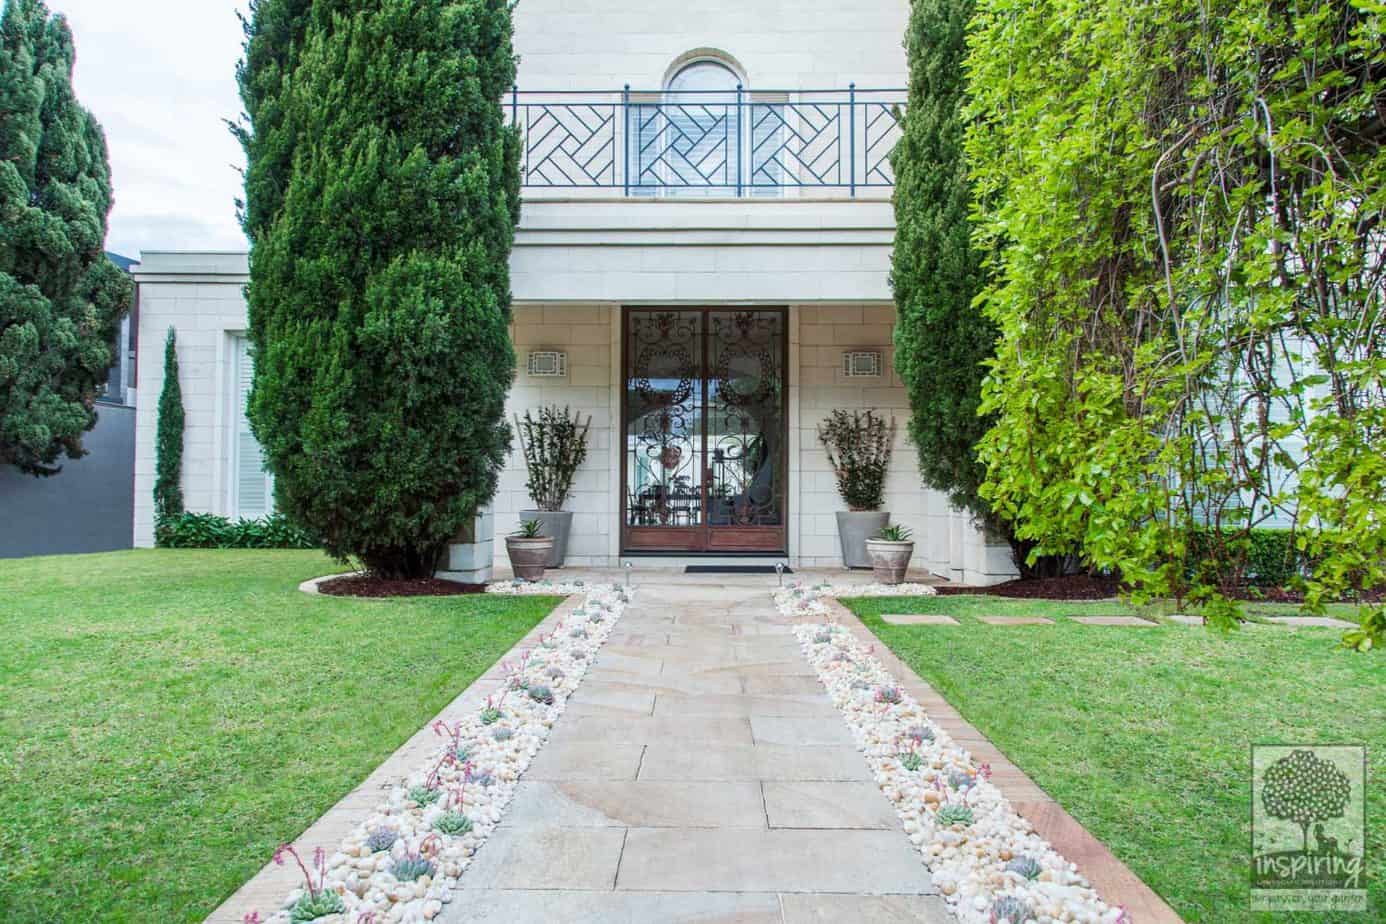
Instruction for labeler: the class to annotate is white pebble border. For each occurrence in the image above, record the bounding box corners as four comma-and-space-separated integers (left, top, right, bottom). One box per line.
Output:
258, 580, 631, 924
775, 583, 1129, 924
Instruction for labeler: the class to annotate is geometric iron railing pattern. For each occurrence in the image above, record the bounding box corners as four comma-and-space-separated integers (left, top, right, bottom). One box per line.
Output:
512, 86, 906, 195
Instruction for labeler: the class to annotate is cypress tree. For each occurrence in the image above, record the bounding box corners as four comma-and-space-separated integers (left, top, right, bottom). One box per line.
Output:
236, 0, 521, 578
153, 327, 184, 533
889, 0, 997, 527
0, 0, 132, 475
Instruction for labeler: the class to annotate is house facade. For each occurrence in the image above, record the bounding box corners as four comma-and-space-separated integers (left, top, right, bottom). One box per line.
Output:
130, 0, 1017, 584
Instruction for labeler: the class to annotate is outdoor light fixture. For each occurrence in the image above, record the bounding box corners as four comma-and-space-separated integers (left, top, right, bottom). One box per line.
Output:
842, 350, 883, 378
526, 350, 567, 377
776, 561, 786, 586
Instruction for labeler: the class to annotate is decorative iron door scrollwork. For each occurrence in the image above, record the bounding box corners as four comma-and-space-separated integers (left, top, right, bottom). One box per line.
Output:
622, 308, 787, 553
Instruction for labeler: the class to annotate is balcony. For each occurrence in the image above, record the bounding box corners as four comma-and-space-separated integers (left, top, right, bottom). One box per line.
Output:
511, 86, 906, 197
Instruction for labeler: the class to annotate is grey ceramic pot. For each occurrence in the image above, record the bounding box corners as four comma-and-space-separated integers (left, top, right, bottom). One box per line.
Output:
836, 511, 891, 569
866, 538, 915, 584
505, 535, 554, 581
519, 510, 573, 567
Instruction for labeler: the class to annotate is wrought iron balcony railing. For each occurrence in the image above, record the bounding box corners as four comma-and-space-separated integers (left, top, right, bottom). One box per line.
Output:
510, 86, 906, 196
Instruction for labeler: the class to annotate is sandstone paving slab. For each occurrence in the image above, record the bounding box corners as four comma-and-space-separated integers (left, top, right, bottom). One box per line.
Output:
763, 781, 900, 829
501, 780, 766, 828
779, 893, 956, 924
750, 715, 855, 748
457, 826, 626, 890
525, 739, 645, 781
616, 828, 935, 894
564, 682, 656, 715
638, 742, 870, 782
740, 674, 827, 696
547, 714, 755, 747
588, 651, 666, 676
881, 613, 960, 626
653, 691, 839, 718
454, 890, 784, 924
1069, 615, 1158, 626
576, 672, 746, 696
658, 655, 818, 677
976, 615, 1055, 626
1264, 615, 1356, 628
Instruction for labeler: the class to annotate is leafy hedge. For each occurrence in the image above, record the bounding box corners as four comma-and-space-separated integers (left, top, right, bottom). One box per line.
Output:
156, 512, 317, 550
1188, 529, 1304, 589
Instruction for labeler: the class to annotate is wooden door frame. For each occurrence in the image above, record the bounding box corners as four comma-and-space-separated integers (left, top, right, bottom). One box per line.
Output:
619, 306, 790, 554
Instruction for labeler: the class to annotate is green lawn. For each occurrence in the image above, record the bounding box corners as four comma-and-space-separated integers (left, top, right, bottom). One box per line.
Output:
0, 550, 561, 923
844, 594, 1383, 923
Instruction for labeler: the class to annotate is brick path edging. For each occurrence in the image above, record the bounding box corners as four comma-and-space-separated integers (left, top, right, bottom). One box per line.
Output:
824, 597, 1184, 924
203, 593, 583, 924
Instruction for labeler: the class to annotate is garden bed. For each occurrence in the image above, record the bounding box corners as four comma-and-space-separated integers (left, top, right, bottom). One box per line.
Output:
316, 575, 486, 597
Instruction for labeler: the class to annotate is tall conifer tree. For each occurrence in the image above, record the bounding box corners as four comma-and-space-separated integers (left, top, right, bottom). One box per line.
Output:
889, 0, 997, 527
236, 0, 520, 578
0, 0, 131, 474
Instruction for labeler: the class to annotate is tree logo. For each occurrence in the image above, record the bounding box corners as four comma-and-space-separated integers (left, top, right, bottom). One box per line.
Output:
1252, 745, 1366, 912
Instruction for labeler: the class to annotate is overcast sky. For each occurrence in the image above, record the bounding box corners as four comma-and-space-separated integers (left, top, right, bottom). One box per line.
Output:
59, 1, 250, 260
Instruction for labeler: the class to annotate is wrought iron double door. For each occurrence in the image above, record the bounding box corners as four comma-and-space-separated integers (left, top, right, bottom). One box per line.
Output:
622, 308, 788, 553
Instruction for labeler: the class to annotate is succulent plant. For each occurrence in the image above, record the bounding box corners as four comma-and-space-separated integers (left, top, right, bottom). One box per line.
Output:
407, 784, 442, 806
288, 889, 345, 923
935, 803, 975, 827
540, 635, 559, 649
905, 724, 934, 744
491, 726, 514, 742
948, 769, 974, 790
433, 810, 474, 836
480, 706, 503, 725
570, 650, 587, 660
898, 751, 923, 772
569, 627, 588, 639
364, 828, 398, 853
588, 611, 604, 623
850, 678, 872, 691
874, 685, 903, 704
472, 769, 496, 787
508, 674, 529, 691
391, 855, 436, 882
546, 666, 565, 680
989, 895, 1034, 924
453, 743, 472, 762
813, 631, 833, 644
1005, 856, 1042, 880
528, 684, 555, 705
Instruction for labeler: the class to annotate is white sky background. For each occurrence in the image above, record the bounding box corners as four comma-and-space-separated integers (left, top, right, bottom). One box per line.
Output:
59, 1, 250, 260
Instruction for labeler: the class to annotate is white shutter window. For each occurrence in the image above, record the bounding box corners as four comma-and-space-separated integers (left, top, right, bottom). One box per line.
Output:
231, 336, 273, 519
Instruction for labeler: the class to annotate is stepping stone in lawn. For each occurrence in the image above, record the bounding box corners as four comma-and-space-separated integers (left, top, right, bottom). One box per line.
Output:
976, 615, 1054, 626
881, 613, 960, 626
1168, 613, 1204, 625
1264, 616, 1355, 628
1068, 615, 1158, 627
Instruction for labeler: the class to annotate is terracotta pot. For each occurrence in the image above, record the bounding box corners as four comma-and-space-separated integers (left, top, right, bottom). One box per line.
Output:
519, 510, 573, 567
505, 535, 555, 581
865, 538, 914, 585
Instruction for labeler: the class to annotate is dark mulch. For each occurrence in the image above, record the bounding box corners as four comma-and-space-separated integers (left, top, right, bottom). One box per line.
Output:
316, 575, 487, 598
935, 574, 1124, 600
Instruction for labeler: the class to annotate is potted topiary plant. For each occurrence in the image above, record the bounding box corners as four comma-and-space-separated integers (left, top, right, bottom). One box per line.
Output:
515, 405, 591, 567
866, 524, 915, 584
505, 519, 554, 581
818, 409, 896, 568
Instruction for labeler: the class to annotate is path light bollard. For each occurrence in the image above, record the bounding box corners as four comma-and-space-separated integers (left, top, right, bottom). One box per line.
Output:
776, 562, 785, 587
623, 561, 633, 588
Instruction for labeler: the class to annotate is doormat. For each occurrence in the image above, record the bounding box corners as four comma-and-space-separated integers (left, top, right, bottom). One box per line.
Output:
684, 565, 792, 575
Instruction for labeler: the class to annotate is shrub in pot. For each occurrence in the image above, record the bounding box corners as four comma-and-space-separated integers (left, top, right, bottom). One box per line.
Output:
818, 409, 896, 568
866, 524, 915, 584
505, 519, 555, 581
515, 405, 591, 567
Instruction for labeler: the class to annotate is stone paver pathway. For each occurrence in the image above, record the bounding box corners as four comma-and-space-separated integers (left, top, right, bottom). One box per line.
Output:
445, 580, 953, 924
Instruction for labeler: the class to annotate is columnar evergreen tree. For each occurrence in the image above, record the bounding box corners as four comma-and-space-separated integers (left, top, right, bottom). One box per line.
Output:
0, 0, 132, 475
236, 0, 521, 578
153, 327, 184, 532
889, 0, 997, 529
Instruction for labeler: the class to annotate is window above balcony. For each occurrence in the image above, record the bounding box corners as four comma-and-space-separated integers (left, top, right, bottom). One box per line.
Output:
510, 77, 905, 198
